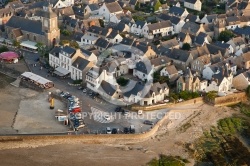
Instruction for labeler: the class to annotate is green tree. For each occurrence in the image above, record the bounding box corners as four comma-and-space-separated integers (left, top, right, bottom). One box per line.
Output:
69, 41, 80, 49
154, 0, 162, 11
59, 40, 69, 45
61, 29, 72, 36
218, 30, 235, 42
182, 43, 191, 50
36, 42, 48, 58
98, 19, 105, 27
135, 2, 140, 11
0, 46, 9, 53
13, 40, 20, 48
147, 155, 185, 166
132, 15, 145, 21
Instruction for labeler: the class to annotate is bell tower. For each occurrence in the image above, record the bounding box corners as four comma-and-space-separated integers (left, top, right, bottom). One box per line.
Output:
41, 3, 60, 47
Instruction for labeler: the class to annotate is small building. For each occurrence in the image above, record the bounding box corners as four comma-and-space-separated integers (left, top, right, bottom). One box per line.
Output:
184, 0, 202, 11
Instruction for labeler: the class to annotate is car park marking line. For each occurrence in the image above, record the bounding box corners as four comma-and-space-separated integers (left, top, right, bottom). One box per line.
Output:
90, 107, 115, 123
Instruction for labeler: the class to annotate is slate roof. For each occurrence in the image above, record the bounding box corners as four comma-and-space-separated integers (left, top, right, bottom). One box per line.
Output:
150, 56, 170, 67
215, 41, 231, 49
123, 82, 145, 97
81, 48, 92, 56
135, 61, 147, 74
72, 6, 84, 17
145, 82, 168, 98
182, 21, 201, 35
205, 14, 217, 23
120, 37, 134, 46
100, 80, 116, 96
40, 8, 58, 18
95, 38, 113, 48
74, 32, 84, 42
50, 46, 62, 58
88, 25, 110, 36
7, 1, 24, 10
6, 16, 44, 35
185, 14, 198, 22
132, 41, 149, 53
105, 2, 123, 13
165, 65, 178, 75
88, 4, 99, 11
234, 26, 250, 36
206, 44, 227, 56
147, 20, 172, 31
28, 1, 45, 9
195, 32, 207, 45
72, 57, 90, 70
166, 48, 191, 62
134, 20, 146, 28
161, 38, 179, 48
114, 22, 127, 31
129, 0, 138, 5
169, 6, 185, 16
62, 46, 76, 57
106, 30, 119, 39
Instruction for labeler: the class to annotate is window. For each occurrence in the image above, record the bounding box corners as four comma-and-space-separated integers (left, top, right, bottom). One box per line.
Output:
33, 36, 36, 41
27, 34, 29, 39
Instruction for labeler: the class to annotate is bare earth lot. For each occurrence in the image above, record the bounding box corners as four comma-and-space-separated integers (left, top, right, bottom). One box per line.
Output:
0, 77, 68, 134
0, 75, 237, 166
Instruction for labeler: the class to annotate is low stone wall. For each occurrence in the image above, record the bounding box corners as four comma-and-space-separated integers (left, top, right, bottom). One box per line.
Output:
20, 80, 45, 92
131, 97, 204, 111
213, 92, 247, 107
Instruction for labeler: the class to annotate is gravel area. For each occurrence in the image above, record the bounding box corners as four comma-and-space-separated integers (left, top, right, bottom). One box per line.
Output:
13, 90, 68, 134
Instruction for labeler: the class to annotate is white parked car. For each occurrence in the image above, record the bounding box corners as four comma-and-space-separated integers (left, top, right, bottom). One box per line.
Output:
106, 127, 112, 134
178, 98, 183, 102
82, 89, 87, 93
164, 99, 169, 103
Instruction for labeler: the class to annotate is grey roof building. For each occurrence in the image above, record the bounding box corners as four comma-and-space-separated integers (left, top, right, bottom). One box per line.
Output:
72, 57, 91, 71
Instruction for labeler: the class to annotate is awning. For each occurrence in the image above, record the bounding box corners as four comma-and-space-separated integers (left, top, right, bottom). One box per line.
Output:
53, 66, 70, 76
20, 41, 38, 50
21, 72, 53, 85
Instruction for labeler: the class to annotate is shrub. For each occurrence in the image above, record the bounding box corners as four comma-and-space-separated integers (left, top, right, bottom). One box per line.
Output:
117, 77, 129, 86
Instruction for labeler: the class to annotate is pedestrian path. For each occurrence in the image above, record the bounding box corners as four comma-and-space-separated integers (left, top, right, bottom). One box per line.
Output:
91, 107, 115, 123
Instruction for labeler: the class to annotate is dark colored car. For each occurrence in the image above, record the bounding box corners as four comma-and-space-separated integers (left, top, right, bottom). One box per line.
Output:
124, 127, 130, 134
112, 128, 118, 134
143, 120, 154, 125
44, 64, 50, 69
35, 58, 40, 62
115, 107, 123, 112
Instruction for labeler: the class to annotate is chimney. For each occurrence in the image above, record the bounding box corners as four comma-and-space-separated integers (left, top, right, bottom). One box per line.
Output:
76, 63, 79, 68
148, 45, 151, 49
108, 27, 112, 34
136, 41, 140, 46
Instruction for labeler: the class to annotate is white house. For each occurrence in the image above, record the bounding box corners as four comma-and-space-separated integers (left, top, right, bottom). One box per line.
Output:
168, 6, 189, 19
130, 20, 147, 35
227, 36, 246, 53
160, 65, 179, 82
84, 4, 99, 16
49, 46, 61, 68
206, 68, 233, 93
58, 46, 85, 73
139, 82, 169, 105
184, 0, 202, 11
133, 61, 153, 81
80, 48, 98, 63
200, 14, 217, 24
142, 20, 173, 39
172, 17, 185, 34
98, 2, 124, 23
71, 57, 93, 81
46, 0, 74, 9
203, 62, 237, 80
81, 34, 99, 45
106, 30, 123, 44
